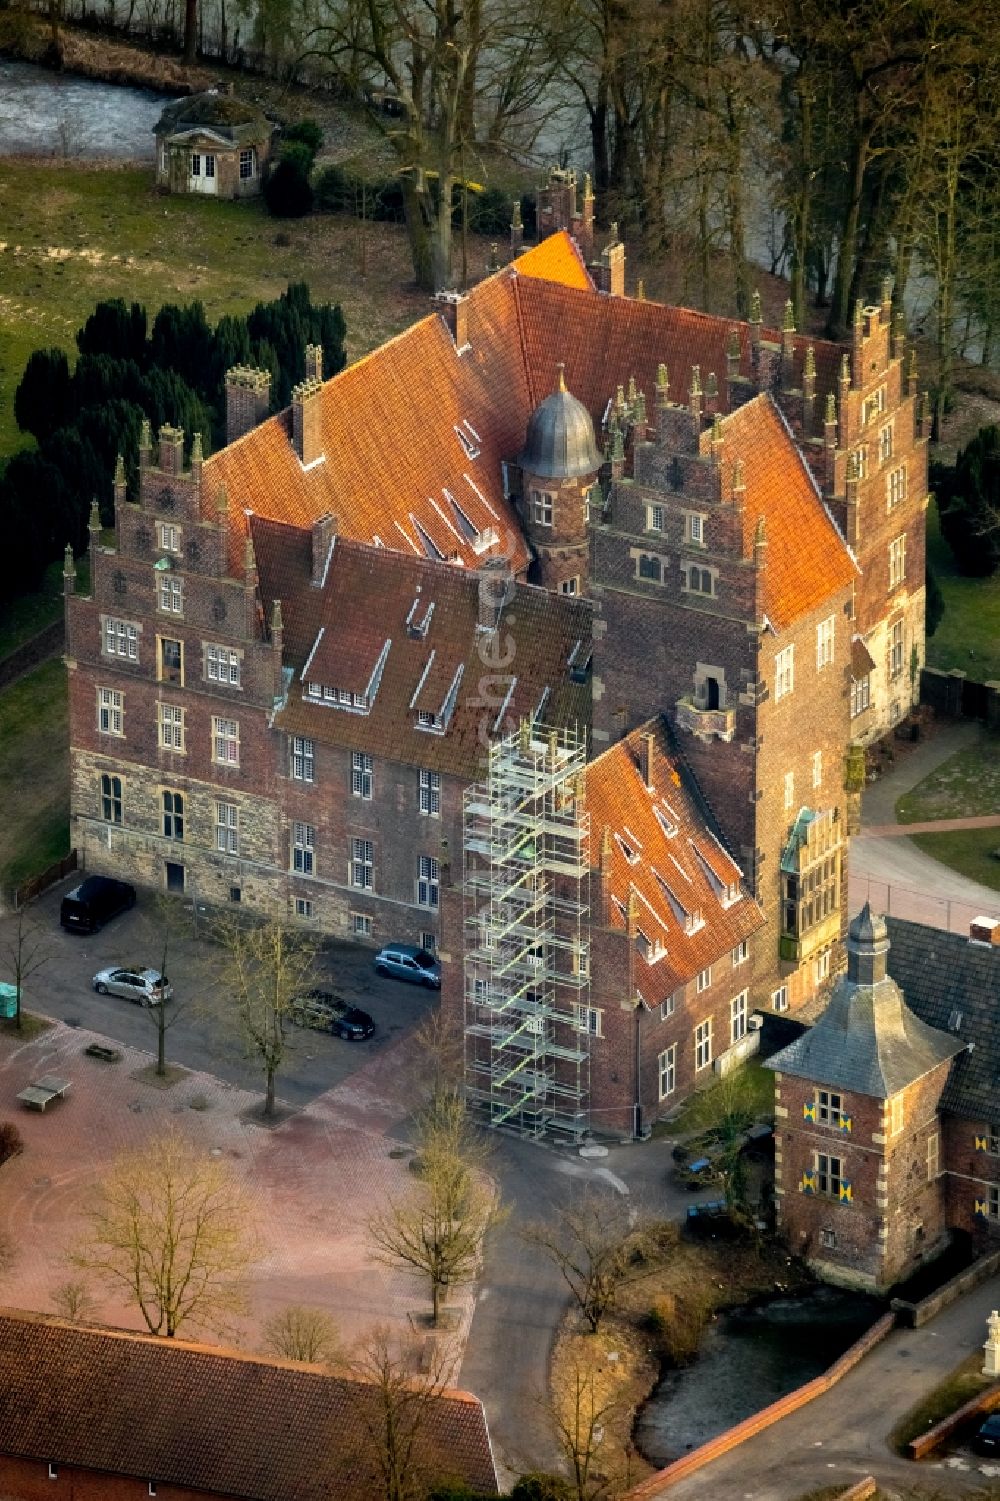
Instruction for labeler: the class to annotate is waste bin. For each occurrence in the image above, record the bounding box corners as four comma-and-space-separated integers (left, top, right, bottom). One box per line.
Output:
0, 984, 17, 1020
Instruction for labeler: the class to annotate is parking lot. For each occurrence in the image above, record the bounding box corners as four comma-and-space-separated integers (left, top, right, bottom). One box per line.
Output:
1, 879, 437, 1108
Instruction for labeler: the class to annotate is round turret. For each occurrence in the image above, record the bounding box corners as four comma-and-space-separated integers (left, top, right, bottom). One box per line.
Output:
519, 370, 601, 480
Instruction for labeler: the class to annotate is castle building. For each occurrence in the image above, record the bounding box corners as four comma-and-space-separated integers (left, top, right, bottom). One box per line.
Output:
65, 223, 931, 1125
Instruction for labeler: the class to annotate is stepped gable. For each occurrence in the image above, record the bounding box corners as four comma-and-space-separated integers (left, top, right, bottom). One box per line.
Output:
0, 1308, 499, 1500
252, 515, 592, 778
766, 904, 964, 1097
885, 915, 1000, 1118
712, 392, 857, 628
583, 718, 763, 997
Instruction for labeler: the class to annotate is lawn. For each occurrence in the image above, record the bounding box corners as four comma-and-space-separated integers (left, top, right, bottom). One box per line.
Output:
908, 829, 1000, 894
895, 735, 1000, 894
0, 553, 89, 659
926, 497, 1000, 683
887, 1349, 993, 1454
0, 658, 70, 894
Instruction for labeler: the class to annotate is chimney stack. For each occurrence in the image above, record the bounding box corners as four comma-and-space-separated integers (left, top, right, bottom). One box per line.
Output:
304, 343, 323, 384
157, 424, 184, 476
311, 513, 337, 586
477, 556, 514, 632
435, 291, 470, 351
638, 731, 655, 791
292, 378, 324, 467
225, 366, 271, 445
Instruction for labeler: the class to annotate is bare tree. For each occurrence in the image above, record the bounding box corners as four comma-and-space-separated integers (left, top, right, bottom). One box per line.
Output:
51, 1280, 98, 1325
215, 916, 318, 1118
368, 1097, 501, 1326
71, 1126, 256, 1337
406, 1003, 465, 1113
342, 1325, 462, 1501
0, 897, 47, 1032
142, 894, 188, 1078
263, 1304, 342, 1365
523, 1188, 654, 1334
549, 1346, 630, 1501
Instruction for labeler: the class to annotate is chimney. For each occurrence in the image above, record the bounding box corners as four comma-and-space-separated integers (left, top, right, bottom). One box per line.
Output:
780, 300, 796, 389
478, 556, 514, 631
845, 451, 860, 545
304, 343, 323, 384
802, 346, 816, 435
435, 291, 470, 352
270, 598, 284, 696
225, 366, 271, 445
637, 731, 655, 791
510, 200, 524, 258
824, 393, 838, 494
689, 365, 702, 426
311, 512, 337, 586
292, 378, 324, 467
113, 452, 126, 525
216, 486, 229, 578
244, 534, 259, 637
749, 290, 762, 357
593, 228, 625, 297
158, 424, 184, 475
139, 417, 151, 471
969, 916, 1000, 946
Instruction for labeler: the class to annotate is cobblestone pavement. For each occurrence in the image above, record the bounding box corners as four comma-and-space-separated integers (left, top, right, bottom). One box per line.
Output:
0, 1017, 471, 1371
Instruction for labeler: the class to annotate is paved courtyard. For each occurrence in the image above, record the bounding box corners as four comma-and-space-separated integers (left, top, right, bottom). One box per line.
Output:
0, 1014, 473, 1370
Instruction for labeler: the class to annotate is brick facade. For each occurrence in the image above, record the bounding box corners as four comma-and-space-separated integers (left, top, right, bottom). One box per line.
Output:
0, 1457, 209, 1501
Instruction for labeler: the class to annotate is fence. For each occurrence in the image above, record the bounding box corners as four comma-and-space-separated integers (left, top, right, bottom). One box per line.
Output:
848, 873, 997, 936
13, 850, 77, 910
921, 667, 1000, 728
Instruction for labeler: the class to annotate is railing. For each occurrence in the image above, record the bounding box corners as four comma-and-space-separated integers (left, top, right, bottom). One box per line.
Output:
674, 696, 736, 743
13, 850, 78, 910
847, 873, 997, 936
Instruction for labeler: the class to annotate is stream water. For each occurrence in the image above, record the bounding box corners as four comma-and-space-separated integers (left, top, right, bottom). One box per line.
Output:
0, 58, 175, 158
635, 1285, 884, 1467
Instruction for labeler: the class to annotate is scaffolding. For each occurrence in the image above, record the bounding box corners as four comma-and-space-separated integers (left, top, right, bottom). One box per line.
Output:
462, 721, 592, 1139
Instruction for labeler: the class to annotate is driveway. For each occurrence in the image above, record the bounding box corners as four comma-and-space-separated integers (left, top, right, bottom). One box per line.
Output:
0, 879, 435, 1108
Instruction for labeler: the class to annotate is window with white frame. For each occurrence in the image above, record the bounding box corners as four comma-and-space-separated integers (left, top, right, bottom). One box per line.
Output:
191, 153, 202, 176
206, 644, 241, 686
161, 789, 183, 839
853, 445, 868, 479
239, 147, 255, 180
732, 939, 748, 967
292, 821, 315, 875
658, 1044, 676, 1100
851, 675, 871, 718
817, 1089, 844, 1126
419, 768, 441, 816
158, 522, 181, 554
421, 931, 437, 954
819, 1228, 837, 1250
695, 1018, 713, 1070
352, 912, 373, 937
686, 513, 706, 545
775, 645, 794, 700
100, 772, 123, 824
814, 1152, 843, 1198
212, 717, 240, 766
889, 534, 906, 589
696, 966, 711, 993
532, 491, 553, 527
352, 751, 373, 799
772, 985, 788, 1012
887, 465, 907, 509
730, 990, 748, 1044
98, 687, 124, 736
204, 154, 216, 178
815, 948, 831, 983
215, 801, 239, 855
295, 898, 313, 919
575, 944, 590, 979
878, 423, 894, 464
560, 577, 580, 596
418, 855, 440, 908
816, 616, 835, 670
812, 750, 823, 789
577, 1005, 603, 1037
862, 385, 886, 426
648, 504, 665, 533
158, 576, 184, 615
927, 1132, 940, 1181
104, 617, 138, 661
291, 736, 314, 782
660, 992, 677, 1021
158, 702, 185, 752
351, 838, 373, 889
889, 618, 904, 678
784, 770, 795, 812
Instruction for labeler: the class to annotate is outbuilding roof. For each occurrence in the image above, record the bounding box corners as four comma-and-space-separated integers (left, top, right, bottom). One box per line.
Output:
155, 91, 270, 141
0, 1308, 499, 1500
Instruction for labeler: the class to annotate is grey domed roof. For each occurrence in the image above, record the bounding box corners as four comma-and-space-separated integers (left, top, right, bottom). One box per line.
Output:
155, 92, 268, 139
519, 371, 602, 480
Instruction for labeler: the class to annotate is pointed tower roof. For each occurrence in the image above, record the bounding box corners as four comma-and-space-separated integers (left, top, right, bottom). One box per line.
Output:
518, 367, 602, 480
765, 906, 964, 1098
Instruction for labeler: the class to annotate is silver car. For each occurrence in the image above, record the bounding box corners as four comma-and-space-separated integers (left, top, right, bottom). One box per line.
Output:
92, 967, 172, 1006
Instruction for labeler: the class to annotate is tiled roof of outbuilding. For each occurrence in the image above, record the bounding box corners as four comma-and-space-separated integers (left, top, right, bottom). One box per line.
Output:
583, 719, 764, 1001
252, 516, 592, 778
0, 1309, 499, 1500
885, 916, 1000, 1119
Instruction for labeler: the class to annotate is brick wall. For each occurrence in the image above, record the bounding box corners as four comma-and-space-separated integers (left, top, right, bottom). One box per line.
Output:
0, 1454, 221, 1501
943, 1115, 1000, 1244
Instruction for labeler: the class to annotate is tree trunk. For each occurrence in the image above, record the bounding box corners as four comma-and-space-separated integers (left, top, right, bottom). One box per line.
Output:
827, 99, 871, 338
264, 1063, 275, 1118
157, 1011, 166, 1076
182, 0, 196, 61
725, 97, 749, 320
431, 1276, 442, 1326
789, 78, 813, 328
401, 175, 435, 292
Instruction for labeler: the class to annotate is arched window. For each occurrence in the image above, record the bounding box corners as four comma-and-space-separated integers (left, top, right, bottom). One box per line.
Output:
638, 554, 661, 581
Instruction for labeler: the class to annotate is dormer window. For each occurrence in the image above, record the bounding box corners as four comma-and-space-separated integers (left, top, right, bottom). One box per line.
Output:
414, 520, 446, 561
654, 804, 678, 839
406, 597, 435, 639
418, 709, 442, 729
454, 421, 481, 460
615, 833, 640, 864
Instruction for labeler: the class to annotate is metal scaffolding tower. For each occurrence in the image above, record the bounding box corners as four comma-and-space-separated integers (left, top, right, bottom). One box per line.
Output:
462, 721, 592, 1139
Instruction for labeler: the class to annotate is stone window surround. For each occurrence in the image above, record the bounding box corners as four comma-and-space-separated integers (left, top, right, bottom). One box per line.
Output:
691, 661, 729, 712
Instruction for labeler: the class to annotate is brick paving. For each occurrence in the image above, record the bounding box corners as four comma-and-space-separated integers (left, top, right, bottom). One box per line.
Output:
864, 814, 1000, 837
0, 1018, 475, 1373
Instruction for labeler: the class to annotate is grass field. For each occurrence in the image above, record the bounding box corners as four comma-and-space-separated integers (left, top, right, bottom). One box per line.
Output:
926, 497, 1000, 683
0, 659, 69, 894
0, 161, 445, 460
896, 735, 1000, 893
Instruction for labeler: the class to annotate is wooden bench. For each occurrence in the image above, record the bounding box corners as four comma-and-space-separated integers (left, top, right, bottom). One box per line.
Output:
17, 1075, 71, 1112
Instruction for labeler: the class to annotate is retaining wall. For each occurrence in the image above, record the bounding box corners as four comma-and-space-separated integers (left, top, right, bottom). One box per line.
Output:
892, 1248, 1000, 1329
908, 1381, 1000, 1460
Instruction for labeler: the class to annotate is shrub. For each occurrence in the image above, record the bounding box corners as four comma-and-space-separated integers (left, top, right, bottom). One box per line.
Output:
282, 119, 324, 157
509, 1475, 574, 1501
314, 164, 406, 222
464, 185, 512, 235
936, 426, 1000, 578
264, 158, 314, 218
0, 1122, 24, 1166
926, 563, 945, 637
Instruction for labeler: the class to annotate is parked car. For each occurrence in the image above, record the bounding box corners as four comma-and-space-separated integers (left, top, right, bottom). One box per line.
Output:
373, 945, 441, 989
60, 876, 136, 934
973, 1414, 1000, 1455
92, 967, 172, 1005
290, 989, 376, 1040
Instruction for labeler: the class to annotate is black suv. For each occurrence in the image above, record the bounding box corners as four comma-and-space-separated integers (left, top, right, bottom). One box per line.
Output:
289, 989, 376, 1040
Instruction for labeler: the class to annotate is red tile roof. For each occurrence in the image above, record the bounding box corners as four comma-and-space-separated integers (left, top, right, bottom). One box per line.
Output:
0, 1308, 499, 1500
252, 516, 592, 779
709, 393, 857, 628
584, 719, 763, 996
